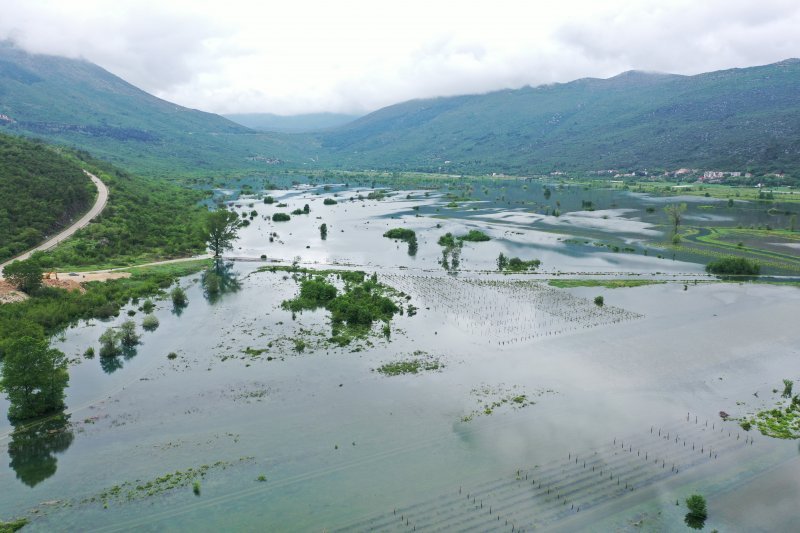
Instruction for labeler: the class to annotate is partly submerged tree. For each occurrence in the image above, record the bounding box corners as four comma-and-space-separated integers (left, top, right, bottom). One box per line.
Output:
118, 320, 140, 347
664, 203, 687, 239
0, 336, 69, 422
684, 494, 708, 530
205, 209, 243, 258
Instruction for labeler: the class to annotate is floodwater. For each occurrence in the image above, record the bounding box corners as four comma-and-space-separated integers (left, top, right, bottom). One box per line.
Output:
1, 183, 799, 532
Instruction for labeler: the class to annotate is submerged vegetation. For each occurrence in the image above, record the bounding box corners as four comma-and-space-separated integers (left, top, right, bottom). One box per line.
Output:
281, 270, 401, 344
383, 228, 418, 256
375, 352, 442, 376
461, 384, 547, 422
547, 279, 664, 289
0, 260, 209, 363
497, 253, 541, 272
736, 380, 800, 439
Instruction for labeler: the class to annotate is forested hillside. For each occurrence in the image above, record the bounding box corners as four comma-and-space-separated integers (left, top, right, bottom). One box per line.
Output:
319, 60, 800, 178
0, 132, 92, 262
34, 151, 208, 269
2, 40, 799, 180
0, 42, 315, 176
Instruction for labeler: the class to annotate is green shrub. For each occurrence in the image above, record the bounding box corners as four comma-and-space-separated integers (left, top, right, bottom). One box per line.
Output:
171, 286, 188, 307
323, 198, 337, 205
383, 228, 416, 241
99, 328, 122, 358
142, 314, 159, 331
272, 212, 291, 222
705, 257, 760, 275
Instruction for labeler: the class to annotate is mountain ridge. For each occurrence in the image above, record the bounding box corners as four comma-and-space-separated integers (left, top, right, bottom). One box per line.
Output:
1, 40, 798, 178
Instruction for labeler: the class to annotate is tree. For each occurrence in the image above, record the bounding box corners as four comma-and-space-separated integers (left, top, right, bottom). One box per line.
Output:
684, 494, 707, 529
320, 223, 328, 240
0, 336, 69, 422
118, 320, 139, 347
497, 253, 508, 271
204, 209, 243, 258
98, 328, 121, 358
3, 259, 43, 294
664, 203, 687, 238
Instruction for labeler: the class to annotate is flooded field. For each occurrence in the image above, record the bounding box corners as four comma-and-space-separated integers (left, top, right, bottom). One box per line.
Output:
2, 182, 799, 531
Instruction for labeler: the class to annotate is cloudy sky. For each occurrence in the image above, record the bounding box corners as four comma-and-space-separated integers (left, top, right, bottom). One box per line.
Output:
2, 0, 799, 115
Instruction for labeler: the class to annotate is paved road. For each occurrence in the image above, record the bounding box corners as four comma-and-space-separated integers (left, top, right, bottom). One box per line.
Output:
0, 170, 108, 275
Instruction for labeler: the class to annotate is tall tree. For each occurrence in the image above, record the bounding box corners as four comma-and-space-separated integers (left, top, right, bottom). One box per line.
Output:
205, 209, 243, 258
664, 203, 687, 238
1, 336, 69, 422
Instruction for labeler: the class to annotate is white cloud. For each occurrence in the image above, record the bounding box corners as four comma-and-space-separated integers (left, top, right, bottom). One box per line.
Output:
2, 0, 799, 115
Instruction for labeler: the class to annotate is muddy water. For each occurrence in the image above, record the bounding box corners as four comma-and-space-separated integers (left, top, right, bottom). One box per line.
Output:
1, 185, 798, 532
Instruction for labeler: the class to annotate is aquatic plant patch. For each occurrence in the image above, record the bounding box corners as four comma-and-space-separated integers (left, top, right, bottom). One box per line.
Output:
461, 384, 552, 422
375, 351, 442, 376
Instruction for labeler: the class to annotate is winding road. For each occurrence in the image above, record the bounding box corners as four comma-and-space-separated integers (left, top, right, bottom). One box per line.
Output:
0, 170, 108, 275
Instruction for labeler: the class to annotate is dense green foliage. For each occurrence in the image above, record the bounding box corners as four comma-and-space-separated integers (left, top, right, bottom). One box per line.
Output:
383, 228, 416, 241
272, 212, 291, 222
437, 233, 457, 247
281, 277, 338, 312
2, 258, 43, 293
328, 281, 398, 327
706, 256, 761, 275
0, 336, 68, 422
30, 154, 207, 269
458, 230, 491, 242
282, 271, 399, 342
0, 132, 92, 262
323, 198, 338, 205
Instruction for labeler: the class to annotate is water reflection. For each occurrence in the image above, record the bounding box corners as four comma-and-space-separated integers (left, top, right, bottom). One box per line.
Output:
202, 260, 241, 303
684, 512, 706, 530
99, 355, 123, 374
8, 413, 74, 487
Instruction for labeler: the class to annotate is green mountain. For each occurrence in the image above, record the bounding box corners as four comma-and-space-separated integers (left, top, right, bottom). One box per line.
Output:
318, 60, 800, 176
0, 132, 92, 263
0, 42, 314, 176
225, 112, 360, 133
2, 40, 799, 179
